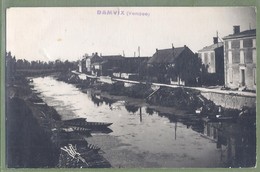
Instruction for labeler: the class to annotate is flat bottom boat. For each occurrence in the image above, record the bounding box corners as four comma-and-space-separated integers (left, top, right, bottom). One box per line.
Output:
62, 118, 113, 129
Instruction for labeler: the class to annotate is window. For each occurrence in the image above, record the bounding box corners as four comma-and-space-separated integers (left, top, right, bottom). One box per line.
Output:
240, 50, 245, 64
233, 50, 240, 63
243, 38, 253, 48
228, 68, 233, 83
228, 41, 232, 49
208, 52, 211, 63
253, 39, 256, 48
245, 50, 253, 63
240, 40, 243, 48
253, 49, 256, 64
228, 51, 232, 64
231, 40, 240, 49
201, 53, 205, 64
198, 53, 202, 59
253, 68, 256, 85
204, 53, 208, 64
211, 52, 215, 73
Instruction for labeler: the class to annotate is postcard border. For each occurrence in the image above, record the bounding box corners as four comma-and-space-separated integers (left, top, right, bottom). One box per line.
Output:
1, 0, 259, 172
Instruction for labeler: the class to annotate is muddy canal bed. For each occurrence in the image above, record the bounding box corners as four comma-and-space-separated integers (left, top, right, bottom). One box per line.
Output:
30, 76, 256, 168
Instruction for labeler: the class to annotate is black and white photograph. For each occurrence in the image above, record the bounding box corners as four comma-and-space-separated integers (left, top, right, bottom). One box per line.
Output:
5, 7, 256, 168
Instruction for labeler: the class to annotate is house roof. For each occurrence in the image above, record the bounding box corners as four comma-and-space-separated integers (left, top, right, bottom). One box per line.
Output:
223, 29, 256, 40
148, 47, 186, 64
101, 55, 124, 60
88, 53, 102, 62
124, 56, 150, 60
198, 42, 224, 52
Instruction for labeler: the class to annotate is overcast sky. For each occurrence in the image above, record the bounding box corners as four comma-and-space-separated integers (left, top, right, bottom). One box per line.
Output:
6, 7, 256, 62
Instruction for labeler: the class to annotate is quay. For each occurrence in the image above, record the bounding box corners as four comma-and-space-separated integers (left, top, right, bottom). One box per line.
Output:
71, 70, 256, 110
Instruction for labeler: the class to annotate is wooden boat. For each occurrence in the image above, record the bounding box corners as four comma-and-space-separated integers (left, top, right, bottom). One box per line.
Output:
61, 126, 92, 133
62, 118, 112, 129
203, 115, 237, 123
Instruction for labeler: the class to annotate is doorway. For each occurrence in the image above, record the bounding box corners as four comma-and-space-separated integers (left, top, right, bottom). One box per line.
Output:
241, 69, 245, 86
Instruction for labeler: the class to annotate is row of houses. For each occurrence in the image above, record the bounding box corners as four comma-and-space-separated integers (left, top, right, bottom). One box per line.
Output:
78, 53, 149, 78
78, 26, 256, 91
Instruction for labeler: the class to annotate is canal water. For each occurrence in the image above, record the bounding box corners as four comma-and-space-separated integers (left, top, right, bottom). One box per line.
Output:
31, 76, 256, 168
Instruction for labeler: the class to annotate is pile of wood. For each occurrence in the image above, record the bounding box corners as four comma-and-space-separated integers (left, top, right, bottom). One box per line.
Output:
57, 144, 110, 168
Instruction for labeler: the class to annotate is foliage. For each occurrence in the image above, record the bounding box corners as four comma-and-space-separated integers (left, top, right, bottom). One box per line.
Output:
5, 51, 78, 72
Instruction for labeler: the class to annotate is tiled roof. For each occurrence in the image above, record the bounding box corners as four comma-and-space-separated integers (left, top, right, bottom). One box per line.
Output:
223, 29, 256, 40
198, 42, 224, 52
148, 47, 186, 64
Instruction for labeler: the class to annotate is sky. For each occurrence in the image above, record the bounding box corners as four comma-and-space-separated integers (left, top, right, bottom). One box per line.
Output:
6, 7, 256, 62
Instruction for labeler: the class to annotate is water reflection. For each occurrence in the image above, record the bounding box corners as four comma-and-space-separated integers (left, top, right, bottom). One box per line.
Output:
32, 76, 256, 168
90, 90, 256, 167
145, 107, 154, 115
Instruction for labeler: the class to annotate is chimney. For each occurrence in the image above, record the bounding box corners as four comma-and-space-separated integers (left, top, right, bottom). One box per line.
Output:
213, 37, 218, 44
95, 52, 98, 55
233, 25, 240, 34
172, 43, 174, 49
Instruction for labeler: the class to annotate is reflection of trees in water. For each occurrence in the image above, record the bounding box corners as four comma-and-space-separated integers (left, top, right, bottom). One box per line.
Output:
125, 105, 139, 114
158, 112, 178, 123
145, 107, 154, 115
90, 94, 103, 106
102, 97, 116, 107
89, 93, 117, 108
203, 120, 256, 167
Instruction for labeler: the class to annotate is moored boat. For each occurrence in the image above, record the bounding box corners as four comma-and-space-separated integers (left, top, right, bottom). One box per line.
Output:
62, 118, 113, 129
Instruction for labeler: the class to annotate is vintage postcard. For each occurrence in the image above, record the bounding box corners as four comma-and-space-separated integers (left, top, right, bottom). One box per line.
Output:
4, 6, 256, 168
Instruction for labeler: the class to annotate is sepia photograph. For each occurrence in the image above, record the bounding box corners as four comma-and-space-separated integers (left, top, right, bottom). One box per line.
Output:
5, 7, 256, 168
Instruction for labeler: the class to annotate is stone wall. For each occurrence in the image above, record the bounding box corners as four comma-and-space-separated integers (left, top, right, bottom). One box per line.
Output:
201, 91, 256, 109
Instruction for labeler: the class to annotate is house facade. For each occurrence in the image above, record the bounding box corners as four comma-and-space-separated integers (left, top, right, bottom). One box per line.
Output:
148, 45, 200, 85
198, 37, 224, 85
223, 26, 256, 91
86, 53, 103, 73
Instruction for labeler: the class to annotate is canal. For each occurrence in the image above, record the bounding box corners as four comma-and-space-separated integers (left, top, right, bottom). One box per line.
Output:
31, 76, 256, 168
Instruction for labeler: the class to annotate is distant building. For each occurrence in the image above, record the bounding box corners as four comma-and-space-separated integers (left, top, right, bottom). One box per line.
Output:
223, 26, 256, 91
86, 53, 103, 75
110, 56, 150, 81
121, 56, 150, 73
198, 37, 224, 85
78, 58, 86, 73
148, 45, 200, 85
100, 55, 124, 76
78, 53, 103, 75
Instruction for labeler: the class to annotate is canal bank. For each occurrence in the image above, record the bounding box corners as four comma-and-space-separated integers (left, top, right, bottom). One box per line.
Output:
70, 70, 256, 110
6, 74, 111, 168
